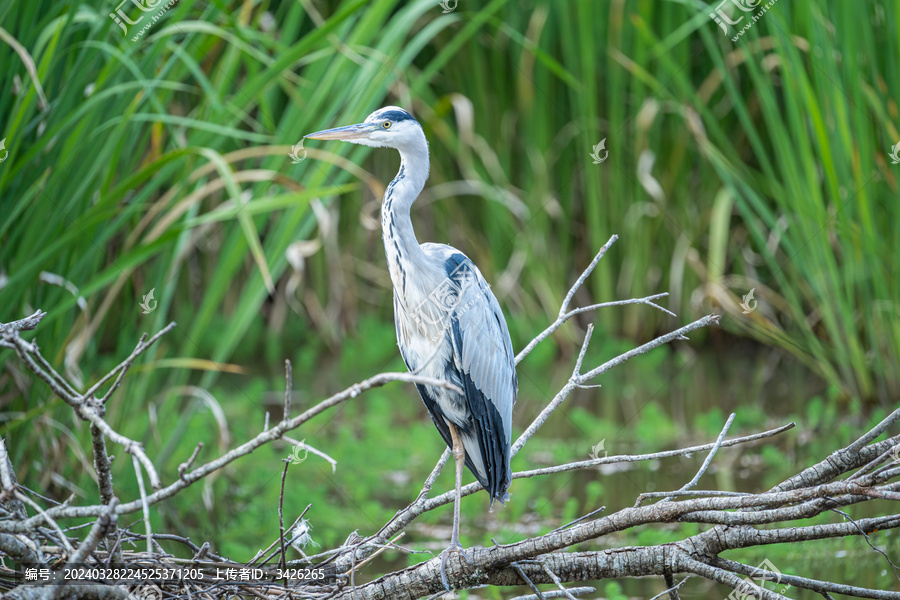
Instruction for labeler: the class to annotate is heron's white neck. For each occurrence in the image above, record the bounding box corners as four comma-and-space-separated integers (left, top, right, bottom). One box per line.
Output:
382, 143, 430, 295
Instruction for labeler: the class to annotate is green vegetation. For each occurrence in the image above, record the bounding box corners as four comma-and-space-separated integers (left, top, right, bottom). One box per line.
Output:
1, 0, 898, 596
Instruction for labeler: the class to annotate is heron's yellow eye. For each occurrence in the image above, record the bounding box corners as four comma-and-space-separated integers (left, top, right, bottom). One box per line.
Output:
383, 121, 391, 129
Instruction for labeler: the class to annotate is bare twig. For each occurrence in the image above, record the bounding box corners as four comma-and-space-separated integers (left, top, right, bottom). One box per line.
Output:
84, 323, 176, 402
66, 499, 118, 566
0, 310, 46, 333
576, 314, 719, 383
662, 413, 735, 502
510, 561, 545, 599
848, 408, 900, 453
548, 506, 606, 534
541, 562, 577, 600
178, 443, 204, 480
14, 491, 74, 555
713, 556, 900, 599
278, 460, 289, 573
649, 576, 690, 600
346, 532, 405, 576
6, 332, 162, 490
132, 456, 152, 555
281, 435, 337, 472
510, 588, 595, 600
512, 314, 718, 458
516, 236, 617, 364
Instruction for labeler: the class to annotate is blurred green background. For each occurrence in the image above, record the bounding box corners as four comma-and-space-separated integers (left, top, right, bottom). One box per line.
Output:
1, 0, 898, 597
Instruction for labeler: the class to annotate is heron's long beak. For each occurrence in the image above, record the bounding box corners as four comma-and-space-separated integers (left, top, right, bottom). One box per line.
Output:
304, 122, 377, 141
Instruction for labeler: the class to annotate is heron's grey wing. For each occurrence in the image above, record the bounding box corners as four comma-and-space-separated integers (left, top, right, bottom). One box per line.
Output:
393, 291, 458, 455
443, 252, 517, 502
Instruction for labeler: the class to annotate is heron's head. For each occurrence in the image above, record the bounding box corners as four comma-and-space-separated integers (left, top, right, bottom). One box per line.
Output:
304, 106, 425, 153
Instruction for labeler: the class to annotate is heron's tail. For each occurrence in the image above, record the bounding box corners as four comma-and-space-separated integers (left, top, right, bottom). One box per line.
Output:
458, 424, 511, 509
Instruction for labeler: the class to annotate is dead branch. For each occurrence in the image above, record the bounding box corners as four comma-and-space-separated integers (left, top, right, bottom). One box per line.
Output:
2, 240, 898, 600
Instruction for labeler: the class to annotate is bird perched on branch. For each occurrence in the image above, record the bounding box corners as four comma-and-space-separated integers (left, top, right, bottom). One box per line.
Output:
305, 106, 517, 589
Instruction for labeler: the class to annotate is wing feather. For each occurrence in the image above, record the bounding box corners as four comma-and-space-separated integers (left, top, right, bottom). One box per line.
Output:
444, 252, 517, 502
394, 245, 517, 503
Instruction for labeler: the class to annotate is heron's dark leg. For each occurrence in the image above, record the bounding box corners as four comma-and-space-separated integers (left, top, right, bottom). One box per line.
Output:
440, 421, 472, 591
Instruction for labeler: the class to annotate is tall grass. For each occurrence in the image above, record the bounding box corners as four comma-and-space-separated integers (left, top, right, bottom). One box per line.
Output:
399, 0, 900, 401
0, 0, 482, 489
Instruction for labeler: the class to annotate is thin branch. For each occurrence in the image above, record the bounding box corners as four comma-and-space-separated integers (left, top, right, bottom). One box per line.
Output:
516, 422, 794, 486
346, 532, 405, 576
14, 491, 74, 554
637, 490, 750, 505
8, 333, 162, 489
649, 576, 690, 600
541, 562, 577, 600
662, 413, 734, 502
281, 435, 337, 472
829, 506, 900, 576
548, 506, 606, 534
559, 236, 617, 317
513, 314, 719, 459
84, 322, 176, 402
516, 236, 617, 364
178, 443, 204, 480
510, 561, 545, 600
511, 326, 593, 457
132, 455, 152, 555
66, 500, 118, 566
253, 505, 311, 567
848, 408, 900, 453
278, 460, 289, 573
577, 314, 719, 383
0, 310, 46, 333
510, 588, 596, 600
90, 424, 115, 505
713, 556, 900, 600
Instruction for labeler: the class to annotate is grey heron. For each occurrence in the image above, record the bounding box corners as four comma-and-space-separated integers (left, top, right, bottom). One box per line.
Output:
305, 106, 517, 589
